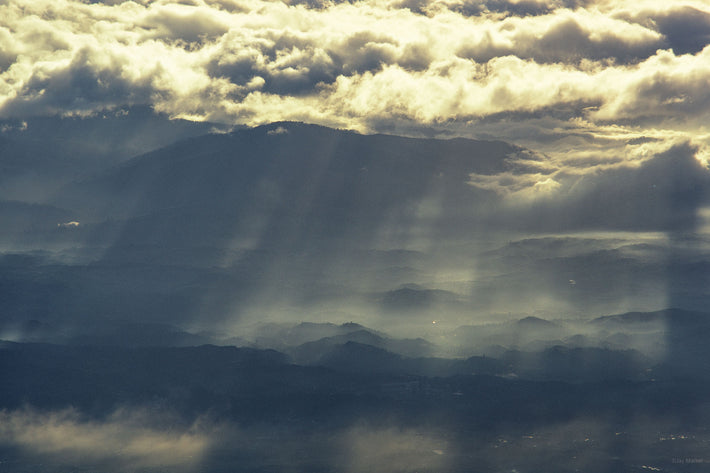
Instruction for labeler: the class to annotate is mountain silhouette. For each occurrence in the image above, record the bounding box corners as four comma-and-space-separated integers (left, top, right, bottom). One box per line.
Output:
54, 121, 517, 250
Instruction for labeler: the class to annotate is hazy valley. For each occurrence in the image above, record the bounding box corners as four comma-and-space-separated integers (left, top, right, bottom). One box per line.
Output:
1, 114, 710, 472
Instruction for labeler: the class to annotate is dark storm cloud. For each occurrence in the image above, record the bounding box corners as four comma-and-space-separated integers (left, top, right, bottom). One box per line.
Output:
456, 0, 553, 17
208, 48, 340, 97
498, 143, 710, 232
453, 0, 597, 18
626, 6, 710, 56
84, 0, 141, 4
397, 0, 600, 18
1, 48, 156, 118
283, 0, 354, 8
207, 30, 401, 96
458, 15, 663, 64
336, 32, 400, 74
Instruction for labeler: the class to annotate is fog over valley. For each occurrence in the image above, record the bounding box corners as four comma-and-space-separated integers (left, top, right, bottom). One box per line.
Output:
2, 117, 710, 472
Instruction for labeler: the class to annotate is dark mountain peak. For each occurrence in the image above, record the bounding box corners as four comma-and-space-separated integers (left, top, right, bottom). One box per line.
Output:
380, 286, 459, 311
253, 120, 354, 136
294, 321, 338, 330
55, 120, 520, 247
400, 283, 424, 290
592, 308, 710, 326
319, 341, 403, 370
340, 321, 367, 331
516, 316, 558, 328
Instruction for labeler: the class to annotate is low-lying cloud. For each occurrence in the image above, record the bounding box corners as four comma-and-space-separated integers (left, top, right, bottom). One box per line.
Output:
0, 407, 452, 473
0, 407, 215, 472
2, 406, 705, 473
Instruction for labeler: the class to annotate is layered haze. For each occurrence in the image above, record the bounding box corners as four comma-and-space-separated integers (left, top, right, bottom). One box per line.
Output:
2, 122, 709, 337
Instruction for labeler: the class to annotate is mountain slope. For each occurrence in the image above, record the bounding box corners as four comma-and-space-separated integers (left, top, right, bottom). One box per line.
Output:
0, 107, 217, 202
55, 121, 519, 249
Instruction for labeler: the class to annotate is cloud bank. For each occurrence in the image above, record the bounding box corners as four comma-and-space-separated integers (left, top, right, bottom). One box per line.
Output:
1, 1, 709, 162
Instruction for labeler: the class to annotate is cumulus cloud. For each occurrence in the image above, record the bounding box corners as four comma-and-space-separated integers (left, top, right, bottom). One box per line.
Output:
1, 0, 709, 169
139, 2, 231, 43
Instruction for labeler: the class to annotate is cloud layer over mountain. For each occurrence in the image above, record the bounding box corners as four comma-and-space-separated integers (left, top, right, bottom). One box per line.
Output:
2, 0, 709, 172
